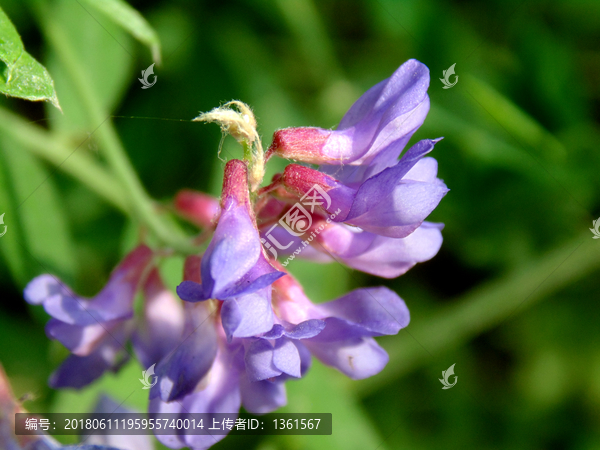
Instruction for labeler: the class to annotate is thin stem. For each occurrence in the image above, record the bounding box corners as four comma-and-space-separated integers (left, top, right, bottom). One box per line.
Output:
0, 106, 128, 213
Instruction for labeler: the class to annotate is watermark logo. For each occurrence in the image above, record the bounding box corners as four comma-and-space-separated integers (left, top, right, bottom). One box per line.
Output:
261, 185, 340, 263
0, 213, 7, 237
440, 63, 458, 89
591, 217, 600, 239
139, 63, 157, 89
139, 363, 158, 389
439, 363, 457, 389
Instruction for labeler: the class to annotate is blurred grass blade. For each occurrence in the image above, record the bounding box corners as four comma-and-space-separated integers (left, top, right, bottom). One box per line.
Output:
357, 233, 600, 396
464, 74, 566, 162
80, 0, 162, 64
1, 136, 77, 281
0, 6, 61, 109
0, 147, 28, 285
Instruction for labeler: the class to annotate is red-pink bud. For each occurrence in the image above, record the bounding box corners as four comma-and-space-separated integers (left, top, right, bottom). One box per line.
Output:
174, 190, 220, 228
267, 127, 332, 164
281, 164, 334, 198
222, 159, 250, 208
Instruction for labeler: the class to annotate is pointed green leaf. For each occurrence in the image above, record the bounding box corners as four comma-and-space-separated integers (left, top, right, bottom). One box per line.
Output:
0, 6, 61, 109
80, 0, 161, 64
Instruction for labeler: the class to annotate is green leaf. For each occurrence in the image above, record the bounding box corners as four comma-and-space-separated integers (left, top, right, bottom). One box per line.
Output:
80, 0, 162, 64
0, 6, 61, 109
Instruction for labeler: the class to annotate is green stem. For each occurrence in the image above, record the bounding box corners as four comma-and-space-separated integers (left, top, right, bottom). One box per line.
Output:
0, 106, 128, 213
356, 233, 600, 396
34, 0, 197, 254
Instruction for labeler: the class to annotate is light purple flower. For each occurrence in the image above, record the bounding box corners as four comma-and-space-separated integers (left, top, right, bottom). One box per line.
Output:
151, 256, 315, 449
177, 160, 285, 341
279, 138, 448, 239
23, 245, 154, 388
271, 267, 409, 379
265, 220, 443, 278
268, 59, 431, 168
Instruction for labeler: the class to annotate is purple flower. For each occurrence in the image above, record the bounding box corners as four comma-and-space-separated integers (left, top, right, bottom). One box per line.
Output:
268, 59, 431, 168
264, 220, 443, 278
271, 267, 409, 379
151, 256, 316, 449
265, 60, 447, 240
24, 245, 154, 388
279, 138, 447, 239
24, 246, 184, 390
177, 159, 285, 341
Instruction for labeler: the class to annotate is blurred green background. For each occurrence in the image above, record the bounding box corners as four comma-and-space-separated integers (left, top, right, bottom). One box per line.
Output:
1, 0, 600, 449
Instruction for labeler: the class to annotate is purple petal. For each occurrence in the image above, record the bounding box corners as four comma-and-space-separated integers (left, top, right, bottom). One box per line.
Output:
45, 319, 124, 356
155, 303, 217, 402
132, 270, 186, 369
180, 351, 242, 450
404, 156, 441, 183
176, 280, 209, 302
220, 252, 285, 299
201, 200, 261, 298
345, 180, 448, 238
221, 288, 274, 341
49, 339, 128, 389
282, 319, 326, 339
323, 60, 431, 165
23, 274, 71, 305
25, 246, 153, 326
244, 339, 281, 382
272, 337, 301, 378
240, 374, 287, 414
318, 287, 409, 335
304, 336, 389, 380
316, 221, 443, 278
343, 140, 447, 237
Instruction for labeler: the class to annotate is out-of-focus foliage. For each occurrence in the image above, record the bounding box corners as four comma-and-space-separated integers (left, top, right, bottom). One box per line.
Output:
0, 0, 599, 449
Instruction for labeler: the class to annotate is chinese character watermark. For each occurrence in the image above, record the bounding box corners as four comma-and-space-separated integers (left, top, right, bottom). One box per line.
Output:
440, 63, 458, 89
439, 363, 458, 389
139, 63, 157, 89
260, 185, 341, 266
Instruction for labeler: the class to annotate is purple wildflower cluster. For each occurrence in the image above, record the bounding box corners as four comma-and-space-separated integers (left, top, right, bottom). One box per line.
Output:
23, 59, 447, 450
